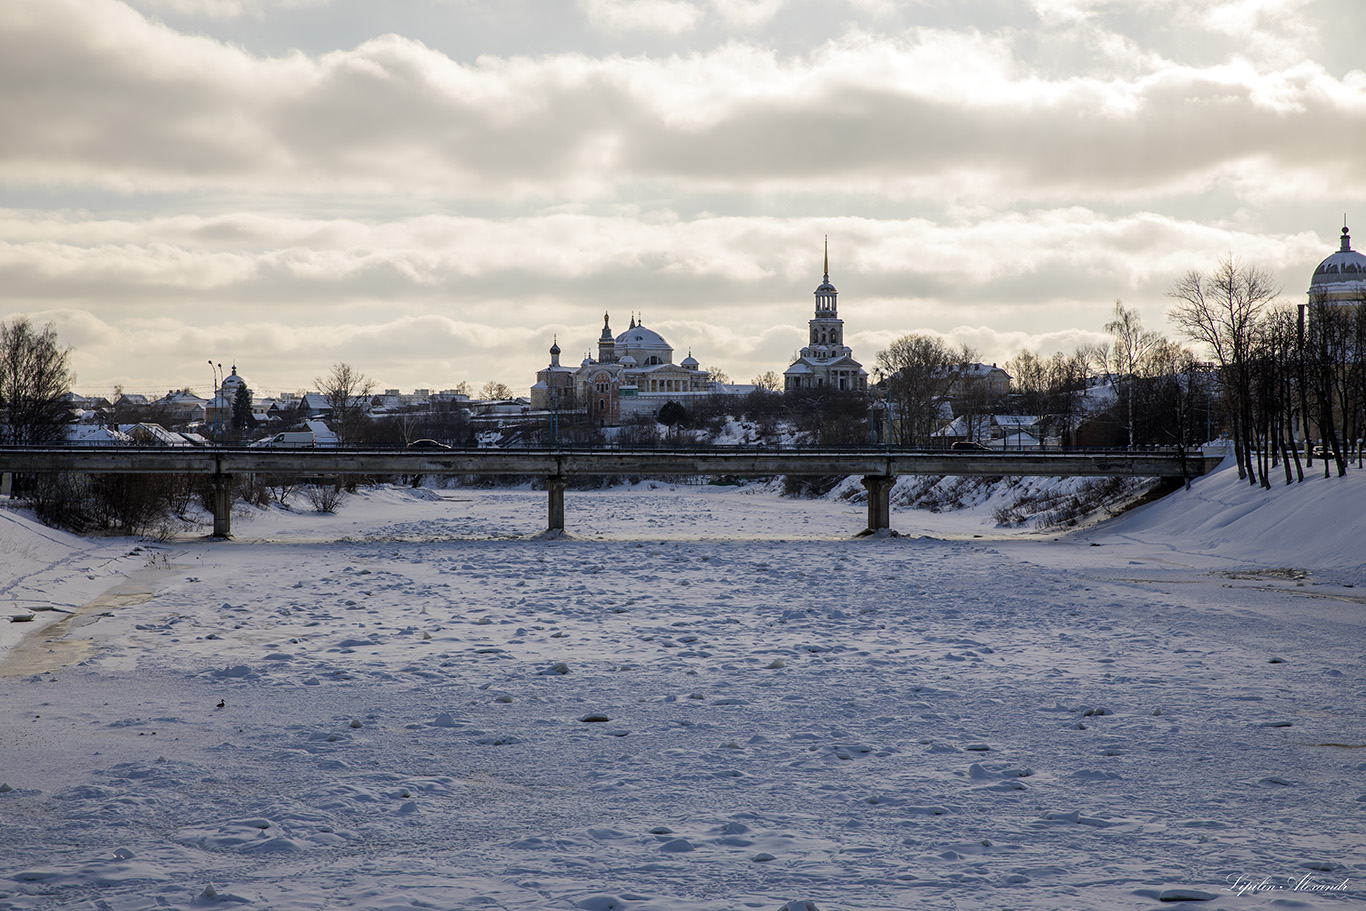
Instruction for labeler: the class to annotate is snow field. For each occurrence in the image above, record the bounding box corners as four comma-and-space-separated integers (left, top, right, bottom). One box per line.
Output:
1, 465, 1364, 910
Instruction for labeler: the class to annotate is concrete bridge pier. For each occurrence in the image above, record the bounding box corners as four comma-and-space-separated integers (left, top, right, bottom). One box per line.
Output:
861, 475, 895, 535
211, 473, 233, 538
547, 475, 566, 533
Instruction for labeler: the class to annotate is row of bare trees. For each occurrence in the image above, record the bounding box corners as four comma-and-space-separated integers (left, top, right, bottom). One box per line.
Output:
1168, 255, 1366, 487
1005, 346, 1094, 448
873, 300, 1216, 454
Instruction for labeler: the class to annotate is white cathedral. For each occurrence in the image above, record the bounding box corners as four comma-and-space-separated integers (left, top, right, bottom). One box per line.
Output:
783, 243, 868, 392
1310, 223, 1366, 304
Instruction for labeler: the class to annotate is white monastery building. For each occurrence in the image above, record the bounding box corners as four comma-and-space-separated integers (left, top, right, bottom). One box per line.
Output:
530, 314, 716, 425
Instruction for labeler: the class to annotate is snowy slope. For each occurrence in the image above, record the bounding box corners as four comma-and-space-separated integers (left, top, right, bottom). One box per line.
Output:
0, 508, 151, 655
0, 466, 1362, 911
1096, 457, 1366, 582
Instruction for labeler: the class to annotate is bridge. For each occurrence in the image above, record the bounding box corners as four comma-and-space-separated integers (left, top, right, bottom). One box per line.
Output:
0, 446, 1215, 538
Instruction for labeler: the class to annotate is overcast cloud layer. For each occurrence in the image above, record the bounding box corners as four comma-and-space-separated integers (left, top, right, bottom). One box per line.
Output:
2, 0, 1364, 395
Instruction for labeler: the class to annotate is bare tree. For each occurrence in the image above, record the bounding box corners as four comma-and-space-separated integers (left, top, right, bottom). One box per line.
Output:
305, 481, 347, 513
1139, 338, 1204, 482
1006, 349, 1048, 414
480, 381, 515, 401
0, 317, 75, 444
1350, 295, 1366, 466
1303, 290, 1351, 477
705, 366, 731, 385
1168, 255, 1280, 485
751, 370, 782, 392
1044, 348, 1093, 450
1258, 307, 1304, 484
875, 334, 974, 447
1102, 301, 1165, 449
314, 362, 375, 446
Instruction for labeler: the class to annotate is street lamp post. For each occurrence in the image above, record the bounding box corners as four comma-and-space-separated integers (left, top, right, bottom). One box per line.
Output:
208, 360, 223, 443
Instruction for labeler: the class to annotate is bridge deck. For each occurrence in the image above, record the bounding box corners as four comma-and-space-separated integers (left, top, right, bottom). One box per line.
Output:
0, 446, 1214, 538
0, 446, 1211, 478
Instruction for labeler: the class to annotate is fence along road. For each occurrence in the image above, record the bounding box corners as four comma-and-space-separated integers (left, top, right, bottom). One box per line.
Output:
0, 446, 1216, 538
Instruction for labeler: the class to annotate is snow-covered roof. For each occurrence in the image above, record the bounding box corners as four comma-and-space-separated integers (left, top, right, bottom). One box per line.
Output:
119, 422, 191, 445
932, 415, 969, 437
157, 390, 208, 405
65, 425, 133, 445
616, 324, 671, 351
941, 362, 1010, 379
305, 420, 339, 446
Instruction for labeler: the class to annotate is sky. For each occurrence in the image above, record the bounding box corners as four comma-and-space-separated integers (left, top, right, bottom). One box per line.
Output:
3, 0, 1366, 399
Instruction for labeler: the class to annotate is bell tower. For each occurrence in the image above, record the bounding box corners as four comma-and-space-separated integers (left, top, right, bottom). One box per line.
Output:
784, 238, 867, 392
597, 312, 617, 364
808, 237, 844, 349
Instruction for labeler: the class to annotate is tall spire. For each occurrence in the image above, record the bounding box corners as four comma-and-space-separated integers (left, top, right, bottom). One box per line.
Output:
1343, 221, 1353, 253
598, 312, 617, 363
813, 236, 838, 315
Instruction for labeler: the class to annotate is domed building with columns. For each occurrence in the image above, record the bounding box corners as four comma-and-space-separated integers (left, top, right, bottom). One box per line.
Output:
1309, 223, 1366, 305
531, 313, 719, 425
1297, 222, 1366, 452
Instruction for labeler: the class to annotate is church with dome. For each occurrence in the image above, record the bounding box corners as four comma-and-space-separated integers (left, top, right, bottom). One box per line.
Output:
1297, 222, 1366, 451
1309, 223, 1366, 305
530, 313, 718, 425
783, 243, 868, 393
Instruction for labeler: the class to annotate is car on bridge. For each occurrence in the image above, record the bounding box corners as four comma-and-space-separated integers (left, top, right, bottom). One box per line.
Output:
253, 431, 316, 449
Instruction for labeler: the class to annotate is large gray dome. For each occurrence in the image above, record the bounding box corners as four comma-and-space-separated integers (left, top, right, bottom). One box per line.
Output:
616, 325, 671, 350
615, 322, 674, 365
1310, 226, 1366, 300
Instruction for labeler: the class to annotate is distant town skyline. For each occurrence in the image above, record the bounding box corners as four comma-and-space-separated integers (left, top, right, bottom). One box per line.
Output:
3, 0, 1365, 397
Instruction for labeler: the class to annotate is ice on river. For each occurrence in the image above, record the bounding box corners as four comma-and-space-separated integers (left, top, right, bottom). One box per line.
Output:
1, 462, 1364, 910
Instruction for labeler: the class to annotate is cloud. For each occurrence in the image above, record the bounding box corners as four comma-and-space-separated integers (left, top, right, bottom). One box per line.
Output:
3, 1, 1364, 208
1191, 0, 1321, 68
580, 0, 703, 34
128, 0, 328, 19
708, 0, 785, 28
4, 1, 1362, 396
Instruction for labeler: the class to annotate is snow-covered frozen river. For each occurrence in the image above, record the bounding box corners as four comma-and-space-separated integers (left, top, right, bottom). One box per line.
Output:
1, 466, 1363, 910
